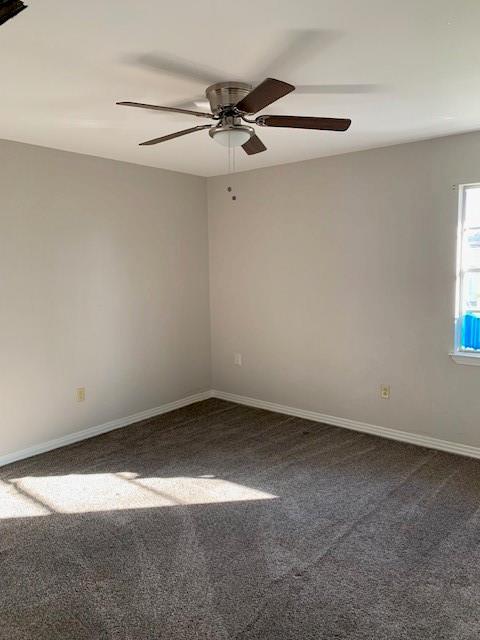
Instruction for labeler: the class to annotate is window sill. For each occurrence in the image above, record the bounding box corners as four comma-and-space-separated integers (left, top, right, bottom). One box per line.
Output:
450, 352, 480, 366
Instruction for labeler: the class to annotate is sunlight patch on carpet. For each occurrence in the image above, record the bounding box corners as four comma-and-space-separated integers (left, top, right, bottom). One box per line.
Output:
1, 473, 277, 517
0, 479, 51, 519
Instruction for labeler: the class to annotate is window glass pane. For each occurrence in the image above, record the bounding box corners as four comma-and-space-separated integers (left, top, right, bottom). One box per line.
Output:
461, 313, 480, 351
462, 229, 480, 270
457, 186, 480, 353
462, 272, 480, 313
464, 187, 480, 229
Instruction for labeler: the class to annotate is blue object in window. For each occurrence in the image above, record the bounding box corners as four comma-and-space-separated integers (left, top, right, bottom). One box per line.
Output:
461, 313, 480, 351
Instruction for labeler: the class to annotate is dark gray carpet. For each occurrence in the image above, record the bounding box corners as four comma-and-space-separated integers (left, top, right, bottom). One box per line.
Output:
1, 398, 480, 639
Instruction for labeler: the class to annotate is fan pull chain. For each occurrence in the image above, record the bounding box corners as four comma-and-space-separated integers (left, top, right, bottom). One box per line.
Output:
226, 136, 237, 201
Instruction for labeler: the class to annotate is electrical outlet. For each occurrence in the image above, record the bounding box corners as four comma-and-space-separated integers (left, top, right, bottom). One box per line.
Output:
76, 387, 86, 402
380, 384, 390, 400
234, 353, 242, 366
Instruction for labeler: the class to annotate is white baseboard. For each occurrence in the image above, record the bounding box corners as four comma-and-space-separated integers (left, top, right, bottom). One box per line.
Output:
0, 391, 212, 469
3, 388, 479, 468
211, 390, 480, 460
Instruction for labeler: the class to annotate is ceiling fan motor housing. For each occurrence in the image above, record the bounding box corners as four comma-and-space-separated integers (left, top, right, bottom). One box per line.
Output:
205, 82, 253, 115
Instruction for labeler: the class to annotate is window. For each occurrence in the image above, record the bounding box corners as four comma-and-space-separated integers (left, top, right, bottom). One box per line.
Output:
453, 183, 480, 363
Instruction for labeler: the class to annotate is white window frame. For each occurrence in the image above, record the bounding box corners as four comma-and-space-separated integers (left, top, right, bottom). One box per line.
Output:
451, 182, 480, 365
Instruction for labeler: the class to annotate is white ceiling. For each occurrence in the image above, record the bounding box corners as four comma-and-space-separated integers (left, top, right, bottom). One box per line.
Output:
1, 0, 479, 177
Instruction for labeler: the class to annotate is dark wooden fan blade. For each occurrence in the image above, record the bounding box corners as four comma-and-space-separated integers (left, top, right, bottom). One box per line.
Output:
139, 125, 211, 146
235, 78, 295, 114
0, 0, 27, 26
242, 135, 267, 155
257, 115, 351, 131
117, 101, 214, 119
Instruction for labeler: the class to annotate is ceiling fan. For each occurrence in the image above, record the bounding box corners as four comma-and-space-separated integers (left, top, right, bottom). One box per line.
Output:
117, 77, 351, 155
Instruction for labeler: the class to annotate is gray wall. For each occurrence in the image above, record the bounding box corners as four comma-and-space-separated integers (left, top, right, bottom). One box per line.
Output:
208, 132, 480, 447
0, 140, 210, 459
4, 130, 480, 460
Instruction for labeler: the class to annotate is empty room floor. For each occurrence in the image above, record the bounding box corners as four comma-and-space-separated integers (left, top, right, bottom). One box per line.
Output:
1, 398, 480, 639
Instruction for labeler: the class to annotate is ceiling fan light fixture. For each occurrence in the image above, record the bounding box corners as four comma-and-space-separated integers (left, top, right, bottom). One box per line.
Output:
210, 125, 253, 148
